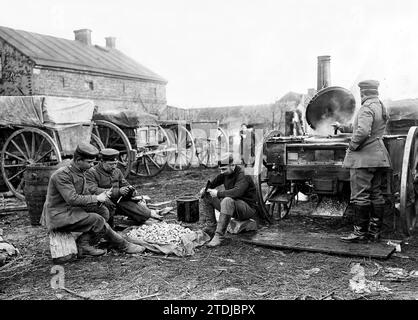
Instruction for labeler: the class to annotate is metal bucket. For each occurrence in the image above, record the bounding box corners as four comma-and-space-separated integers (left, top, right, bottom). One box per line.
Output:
23, 163, 59, 226
176, 194, 199, 223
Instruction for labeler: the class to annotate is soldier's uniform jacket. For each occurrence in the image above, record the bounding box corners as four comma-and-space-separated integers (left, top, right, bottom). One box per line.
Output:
343, 96, 391, 168
40, 162, 98, 231
85, 163, 130, 199
209, 166, 258, 208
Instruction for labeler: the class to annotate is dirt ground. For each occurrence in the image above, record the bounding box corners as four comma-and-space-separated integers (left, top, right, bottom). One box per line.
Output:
1, 166, 418, 301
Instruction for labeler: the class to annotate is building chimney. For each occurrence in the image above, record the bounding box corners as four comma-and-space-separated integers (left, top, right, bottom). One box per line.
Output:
105, 37, 116, 49
317, 55, 331, 90
74, 29, 92, 46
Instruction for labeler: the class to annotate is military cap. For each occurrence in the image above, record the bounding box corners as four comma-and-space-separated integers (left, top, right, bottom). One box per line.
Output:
218, 153, 235, 167
358, 80, 380, 91
74, 143, 99, 159
100, 148, 119, 161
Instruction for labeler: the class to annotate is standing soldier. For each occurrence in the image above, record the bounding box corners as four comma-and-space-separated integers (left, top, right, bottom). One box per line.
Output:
335, 80, 391, 242
40, 143, 145, 257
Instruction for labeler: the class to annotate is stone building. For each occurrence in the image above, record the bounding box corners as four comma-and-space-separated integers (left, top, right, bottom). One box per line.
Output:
0, 26, 167, 115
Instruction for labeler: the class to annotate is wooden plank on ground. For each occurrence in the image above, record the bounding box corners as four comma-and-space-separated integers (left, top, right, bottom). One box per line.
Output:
0, 205, 27, 214
237, 230, 395, 259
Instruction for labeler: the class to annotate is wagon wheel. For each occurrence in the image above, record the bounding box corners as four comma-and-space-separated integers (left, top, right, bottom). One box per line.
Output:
92, 120, 133, 177
400, 126, 418, 236
1, 128, 62, 200
195, 128, 221, 168
130, 126, 171, 177
167, 125, 195, 171
217, 127, 229, 160
253, 142, 293, 223
90, 133, 105, 151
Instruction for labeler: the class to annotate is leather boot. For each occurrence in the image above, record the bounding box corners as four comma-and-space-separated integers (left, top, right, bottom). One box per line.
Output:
202, 213, 217, 238
206, 213, 231, 247
103, 223, 145, 254
369, 203, 384, 241
340, 204, 370, 243
200, 198, 217, 237
76, 232, 106, 257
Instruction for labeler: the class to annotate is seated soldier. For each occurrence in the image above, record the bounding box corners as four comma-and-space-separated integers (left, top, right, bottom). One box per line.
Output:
85, 148, 165, 226
199, 154, 258, 247
40, 143, 145, 258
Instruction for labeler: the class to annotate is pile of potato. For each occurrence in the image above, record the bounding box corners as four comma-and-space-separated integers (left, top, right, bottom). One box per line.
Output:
127, 222, 194, 245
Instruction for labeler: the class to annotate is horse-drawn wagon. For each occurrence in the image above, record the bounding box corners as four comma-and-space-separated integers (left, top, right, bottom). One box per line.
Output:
91, 110, 175, 178
0, 96, 97, 200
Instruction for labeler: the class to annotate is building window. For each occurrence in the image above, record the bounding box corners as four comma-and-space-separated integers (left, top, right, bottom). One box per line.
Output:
122, 83, 126, 93
0, 54, 2, 80
149, 87, 157, 97
61, 77, 65, 87
85, 80, 94, 90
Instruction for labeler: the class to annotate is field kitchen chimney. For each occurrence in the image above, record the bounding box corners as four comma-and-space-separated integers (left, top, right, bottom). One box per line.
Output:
317, 55, 331, 90
74, 29, 92, 45
105, 37, 116, 49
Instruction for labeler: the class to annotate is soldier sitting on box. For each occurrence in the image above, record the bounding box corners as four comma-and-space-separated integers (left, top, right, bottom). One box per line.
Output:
85, 148, 165, 227
199, 154, 258, 247
40, 143, 145, 257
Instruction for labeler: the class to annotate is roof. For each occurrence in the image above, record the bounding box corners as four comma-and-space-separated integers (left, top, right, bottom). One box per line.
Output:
0, 25, 167, 83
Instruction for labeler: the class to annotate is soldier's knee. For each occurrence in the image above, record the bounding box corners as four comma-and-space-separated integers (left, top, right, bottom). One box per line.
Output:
221, 197, 234, 205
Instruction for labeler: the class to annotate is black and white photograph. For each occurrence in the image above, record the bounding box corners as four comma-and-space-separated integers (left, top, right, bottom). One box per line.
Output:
0, 0, 418, 312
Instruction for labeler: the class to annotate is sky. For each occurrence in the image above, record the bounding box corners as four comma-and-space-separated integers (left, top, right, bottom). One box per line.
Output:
2, 0, 418, 108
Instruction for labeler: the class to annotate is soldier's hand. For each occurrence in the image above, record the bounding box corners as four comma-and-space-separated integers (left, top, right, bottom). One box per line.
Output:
331, 121, 341, 129
207, 188, 218, 198
120, 186, 131, 196
97, 192, 108, 203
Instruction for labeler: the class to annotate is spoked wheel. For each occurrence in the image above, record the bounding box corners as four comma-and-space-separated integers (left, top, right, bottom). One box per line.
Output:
196, 127, 229, 168
253, 143, 294, 223
167, 125, 195, 170
1, 128, 62, 200
195, 138, 218, 168
217, 127, 229, 160
130, 126, 172, 177
400, 126, 418, 236
92, 120, 133, 177
90, 133, 105, 151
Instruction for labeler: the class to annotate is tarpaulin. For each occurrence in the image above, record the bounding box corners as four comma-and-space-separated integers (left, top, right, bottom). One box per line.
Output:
93, 109, 159, 128
0, 96, 95, 128
0, 96, 44, 127
42, 96, 95, 125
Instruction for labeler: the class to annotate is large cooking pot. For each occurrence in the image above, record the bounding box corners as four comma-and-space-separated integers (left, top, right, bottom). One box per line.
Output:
306, 86, 356, 133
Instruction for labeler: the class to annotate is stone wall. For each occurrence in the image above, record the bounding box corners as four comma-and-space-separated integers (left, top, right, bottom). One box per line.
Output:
0, 40, 33, 95
31, 68, 167, 115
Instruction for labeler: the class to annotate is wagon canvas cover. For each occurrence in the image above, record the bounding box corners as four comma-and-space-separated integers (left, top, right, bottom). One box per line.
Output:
0, 96, 95, 128
92, 109, 159, 128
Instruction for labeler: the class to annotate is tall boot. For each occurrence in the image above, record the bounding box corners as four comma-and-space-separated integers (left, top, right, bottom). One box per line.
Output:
369, 203, 384, 241
103, 223, 145, 254
76, 232, 106, 257
203, 211, 217, 238
200, 198, 217, 237
340, 204, 370, 242
206, 213, 231, 247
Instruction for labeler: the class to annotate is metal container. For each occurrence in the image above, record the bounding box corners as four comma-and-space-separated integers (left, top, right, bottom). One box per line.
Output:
176, 194, 199, 223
